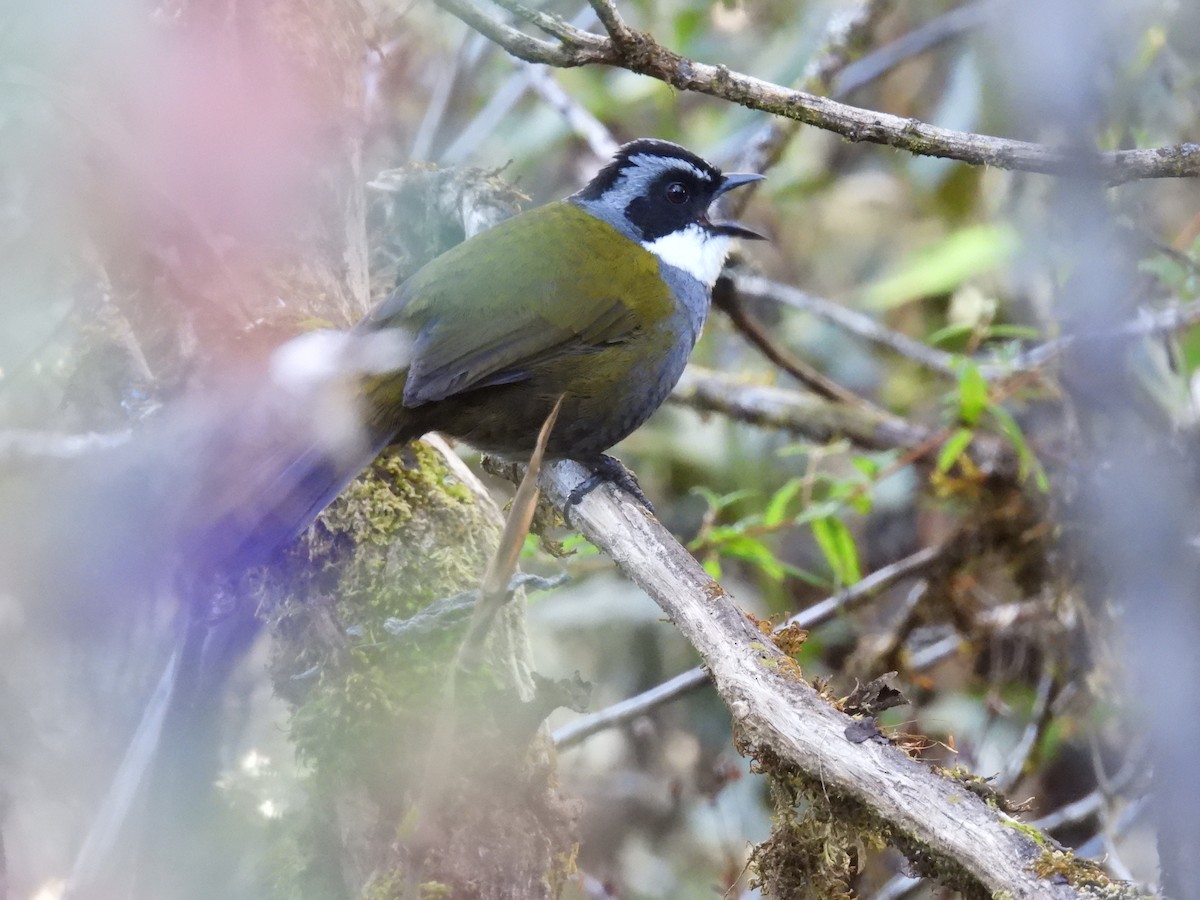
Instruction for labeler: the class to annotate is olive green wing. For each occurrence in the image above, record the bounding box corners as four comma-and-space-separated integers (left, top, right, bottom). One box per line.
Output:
359, 203, 664, 407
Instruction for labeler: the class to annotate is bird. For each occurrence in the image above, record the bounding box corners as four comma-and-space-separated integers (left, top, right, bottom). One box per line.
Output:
71, 140, 764, 896
201, 138, 765, 570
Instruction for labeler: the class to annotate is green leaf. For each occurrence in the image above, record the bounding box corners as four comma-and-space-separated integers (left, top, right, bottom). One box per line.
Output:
956, 360, 989, 426
1138, 256, 1190, 291
789, 499, 845, 526
704, 522, 759, 545
847, 492, 874, 516
985, 324, 1042, 341
721, 534, 786, 581
937, 427, 975, 473
811, 516, 862, 585
860, 224, 1020, 310
928, 322, 976, 347
559, 534, 600, 558
988, 406, 1050, 492
764, 477, 807, 527
690, 485, 759, 513
850, 455, 880, 479
702, 557, 723, 579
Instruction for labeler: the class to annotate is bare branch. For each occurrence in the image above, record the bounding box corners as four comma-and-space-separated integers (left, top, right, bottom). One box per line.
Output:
993, 671, 1056, 793
431, 0, 1200, 182
585, 0, 636, 48
733, 272, 1200, 389
553, 667, 708, 749
540, 459, 1081, 897
729, 0, 898, 185
713, 279, 888, 412
729, 272, 962, 376
669, 365, 930, 450
553, 543, 945, 750
433, 0, 611, 67
876, 756, 1150, 897
526, 66, 620, 158
1033, 753, 1147, 833
1004, 297, 1200, 372
831, 1, 995, 98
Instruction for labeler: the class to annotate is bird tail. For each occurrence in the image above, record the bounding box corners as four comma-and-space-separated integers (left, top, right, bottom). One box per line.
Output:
181, 326, 417, 573
65, 327, 416, 896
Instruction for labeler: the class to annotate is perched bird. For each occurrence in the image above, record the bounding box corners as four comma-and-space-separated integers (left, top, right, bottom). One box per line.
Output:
207, 139, 764, 568
70, 139, 763, 897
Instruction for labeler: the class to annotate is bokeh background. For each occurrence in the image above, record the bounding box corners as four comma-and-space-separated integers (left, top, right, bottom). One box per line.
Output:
2, 0, 1199, 897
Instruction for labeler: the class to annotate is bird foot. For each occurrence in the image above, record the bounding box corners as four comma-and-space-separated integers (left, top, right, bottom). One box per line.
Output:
566, 455, 655, 514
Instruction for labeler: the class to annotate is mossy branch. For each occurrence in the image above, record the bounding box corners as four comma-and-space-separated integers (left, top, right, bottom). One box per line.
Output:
539, 459, 1093, 899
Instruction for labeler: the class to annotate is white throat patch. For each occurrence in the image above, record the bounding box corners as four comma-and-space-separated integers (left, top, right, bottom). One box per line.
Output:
641, 224, 731, 288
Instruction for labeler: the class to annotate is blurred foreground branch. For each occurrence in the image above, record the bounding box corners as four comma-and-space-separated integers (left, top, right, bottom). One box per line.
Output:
432, 0, 1200, 182
540, 460, 1084, 898
0, 429, 131, 462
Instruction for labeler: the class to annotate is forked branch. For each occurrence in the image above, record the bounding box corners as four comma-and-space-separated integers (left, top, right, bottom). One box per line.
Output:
432, 0, 1200, 183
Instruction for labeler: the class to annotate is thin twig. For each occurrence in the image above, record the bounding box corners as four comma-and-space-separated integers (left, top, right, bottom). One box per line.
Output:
552, 667, 709, 749
553, 543, 945, 749
729, 272, 962, 376
1073, 796, 1150, 862
732, 272, 1200, 383
1032, 752, 1146, 832
526, 66, 620, 159
713, 279, 887, 412
728, 0, 898, 200
831, 1, 995, 98
668, 365, 930, 451
432, 0, 609, 67
1003, 297, 1200, 372
457, 397, 563, 667
440, 6, 603, 164
411, 29, 480, 161
993, 671, 1056, 792
430, 0, 1200, 182
583, 0, 635, 47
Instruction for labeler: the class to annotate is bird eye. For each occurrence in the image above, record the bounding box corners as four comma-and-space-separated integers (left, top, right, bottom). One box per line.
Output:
665, 182, 690, 204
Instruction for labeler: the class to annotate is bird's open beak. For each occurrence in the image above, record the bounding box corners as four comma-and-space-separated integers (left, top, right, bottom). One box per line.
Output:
715, 172, 766, 197
710, 172, 768, 241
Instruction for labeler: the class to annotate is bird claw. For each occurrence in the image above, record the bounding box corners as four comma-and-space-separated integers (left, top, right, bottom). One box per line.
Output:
565, 455, 655, 514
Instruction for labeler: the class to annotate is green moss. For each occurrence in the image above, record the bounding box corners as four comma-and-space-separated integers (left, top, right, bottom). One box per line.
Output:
265, 440, 506, 784
745, 743, 1017, 900
937, 765, 1024, 814
746, 744, 891, 899
263, 438, 579, 897
1001, 816, 1050, 847
546, 846, 580, 897
360, 868, 406, 900
1029, 848, 1155, 896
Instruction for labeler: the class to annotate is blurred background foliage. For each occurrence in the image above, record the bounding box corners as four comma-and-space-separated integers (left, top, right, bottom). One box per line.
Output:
2, 0, 1199, 897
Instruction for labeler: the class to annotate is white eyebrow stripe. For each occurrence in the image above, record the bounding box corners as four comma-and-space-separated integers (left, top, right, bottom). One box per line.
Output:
627, 154, 711, 181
